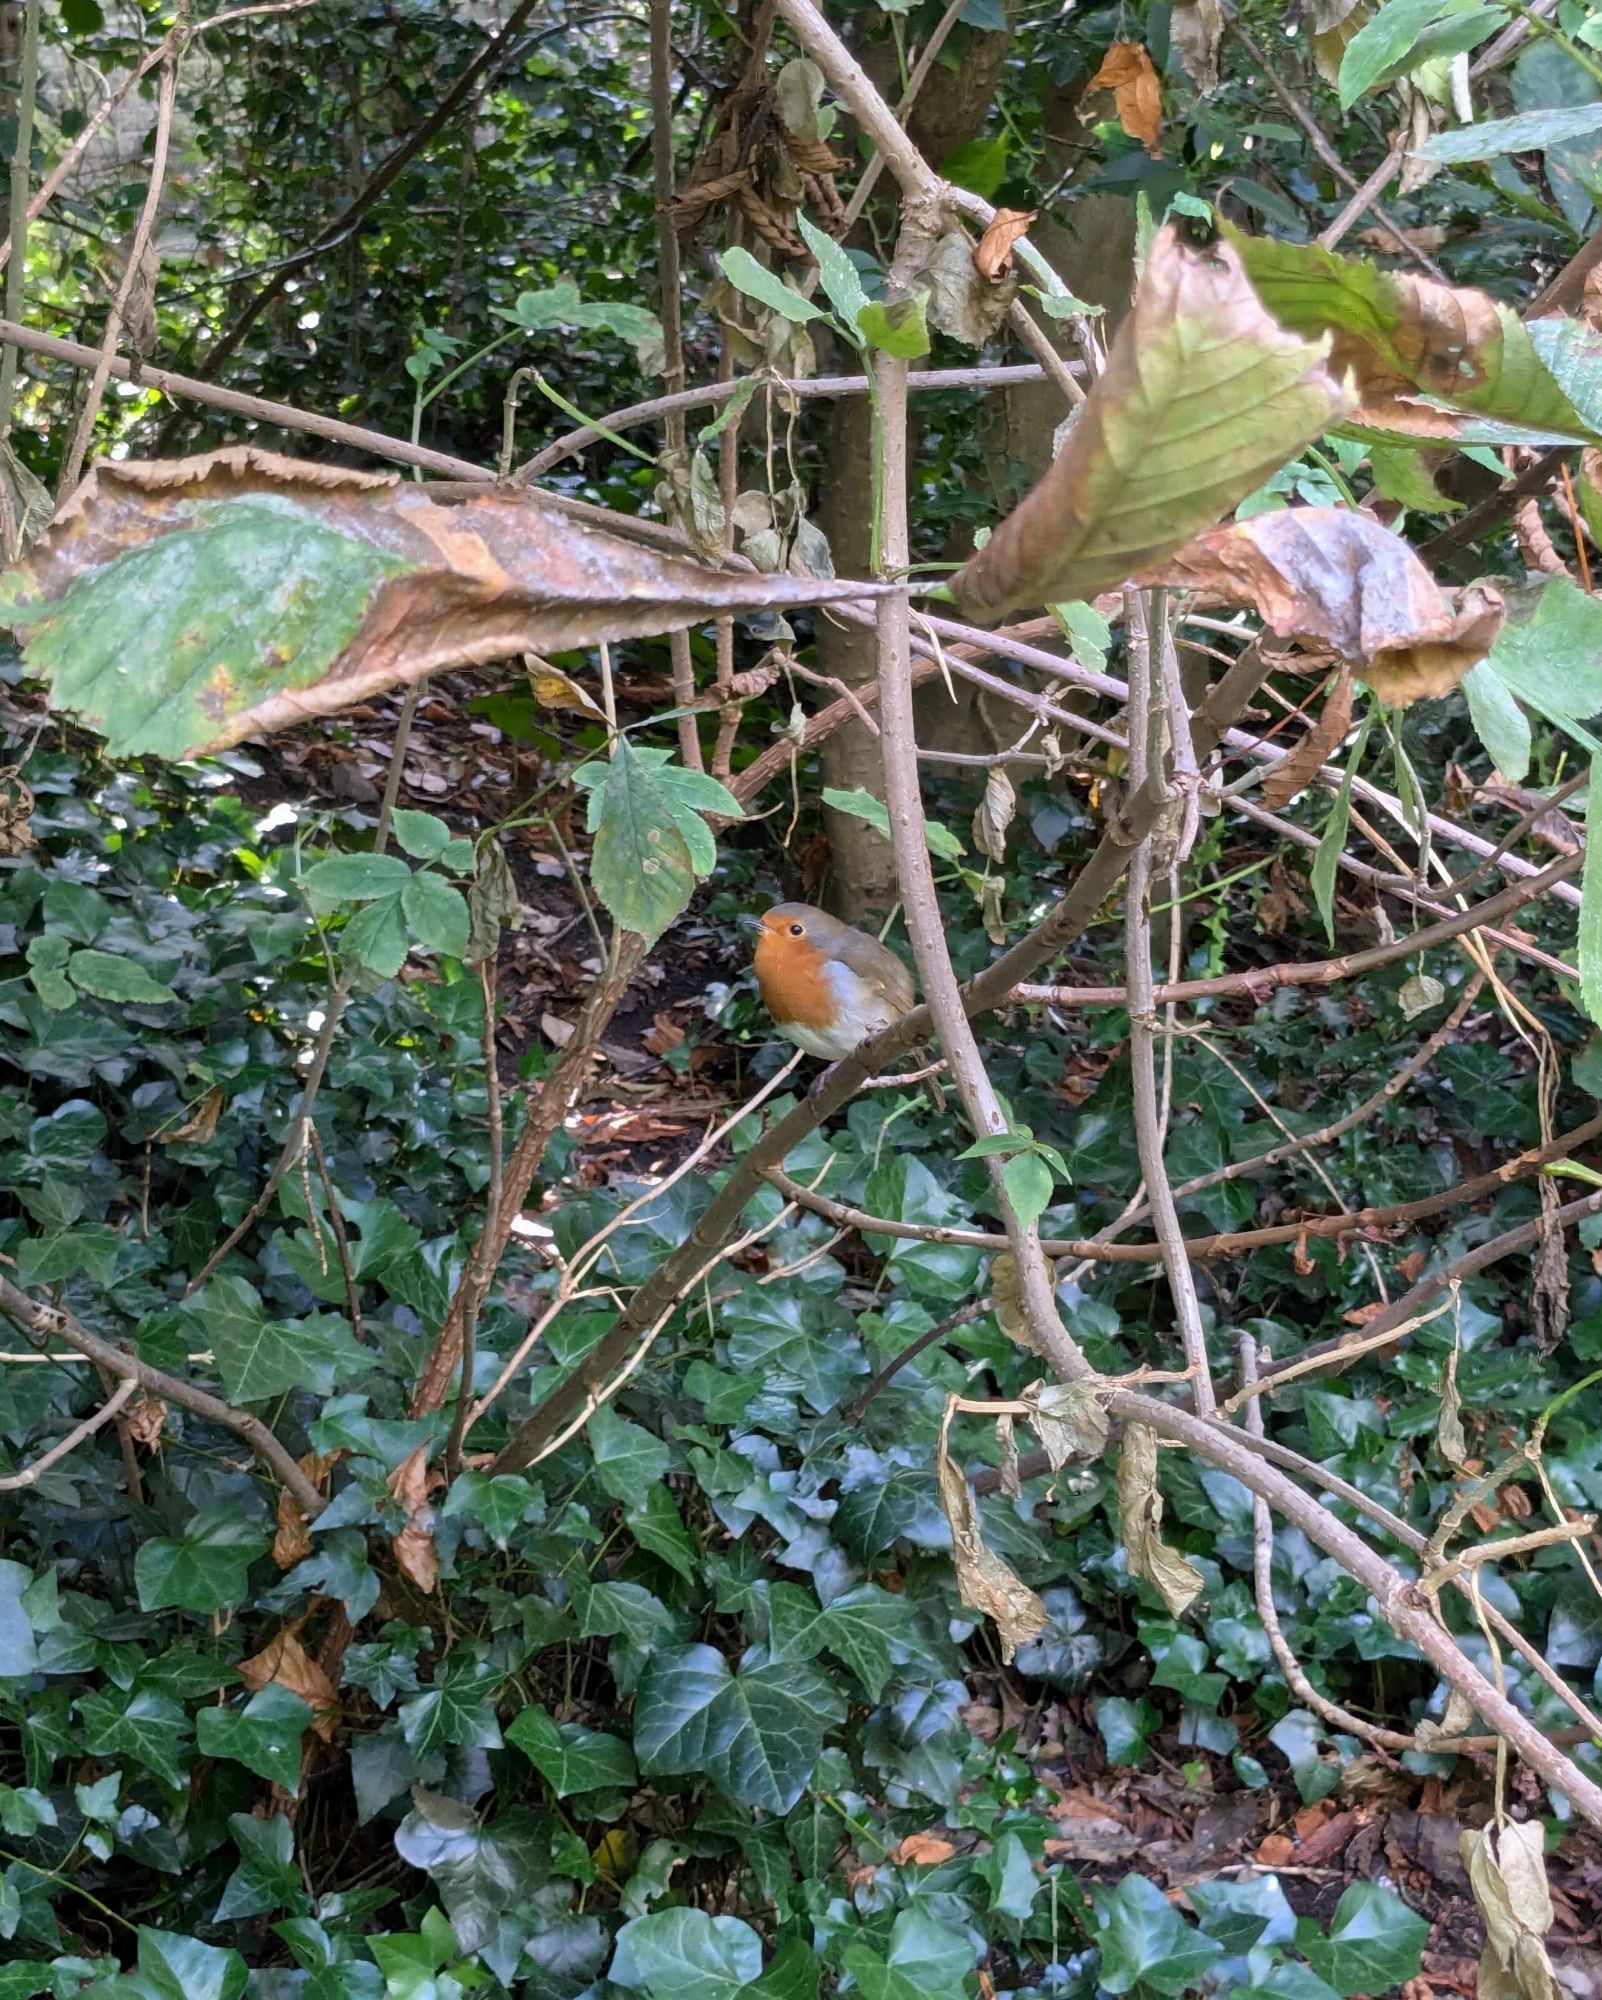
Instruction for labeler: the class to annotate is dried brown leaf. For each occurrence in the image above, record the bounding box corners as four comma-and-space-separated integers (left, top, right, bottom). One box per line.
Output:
936, 1422, 1049, 1661
164, 1085, 225, 1146
389, 1444, 439, 1595
525, 654, 605, 717
1462, 1821, 1562, 2000
973, 209, 1038, 283
1022, 1379, 1110, 1467
891, 1831, 959, 1866
125, 1395, 166, 1448
950, 229, 1348, 623
1085, 42, 1163, 154
972, 766, 1016, 862
1116, 1422, 1203, 1616
989, 1249, 1041, 1352
1143, 507, 1504, 705
1170, 0, 1223, 94
239, 1626, 339, 1742
273, 1450, 333, 1570
3, 446, 887, 758
1260, 666, 1353, 810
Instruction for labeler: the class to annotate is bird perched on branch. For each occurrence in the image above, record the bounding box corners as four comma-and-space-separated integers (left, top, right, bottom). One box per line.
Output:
747, 902, 944, 1106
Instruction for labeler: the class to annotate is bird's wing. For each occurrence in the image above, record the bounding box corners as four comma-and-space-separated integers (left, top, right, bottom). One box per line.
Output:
831, 931, 915, 1012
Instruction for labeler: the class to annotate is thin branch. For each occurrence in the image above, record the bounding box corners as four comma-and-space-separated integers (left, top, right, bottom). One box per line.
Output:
844, 1295, 995, 1421
1124, 588, 1214, 1411
513, 363, 1057, 479
0, 1276, 324, 1517
56, 18, 184, 496
444, 955, 505, 1480
0, 0, 40, 440
0, 1376, 137, 1492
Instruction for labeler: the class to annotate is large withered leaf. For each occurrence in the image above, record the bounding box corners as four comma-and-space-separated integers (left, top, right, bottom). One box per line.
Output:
1145, 506, 1504, 705
935, 1422, 1049, 1662
1235, 230, 1602, 447
0, 447, 882, 758
950, 227, 1348, 624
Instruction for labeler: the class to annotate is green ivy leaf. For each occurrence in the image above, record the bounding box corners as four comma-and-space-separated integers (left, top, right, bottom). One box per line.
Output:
137, 1929, 249, 2000
196, 1685, 314, 1791
634, 1644, 845, 1811
506, 1704, 638, 1797
1301, 1882, 1428, 1996
76, 1690, 193, 1790
841, 1911, 973, 2000
196, 1276, 367, 1403
1095, 1871, 1224, 1996
611, 1909, 764, 2000
589, 1405, 672, 1505
135, 1506, 272, 1614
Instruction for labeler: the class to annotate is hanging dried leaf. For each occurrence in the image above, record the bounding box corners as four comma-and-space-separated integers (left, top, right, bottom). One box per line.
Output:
1436, 1339, 1467, 1469
972, 766, 1016, 862
996, 1411, 1021, 1498
1236, 229, 1602, 446
1116, 1422, 1204, 1616
0, 447, 885, 758
1143, 506, 1504, 705
973, 209, 1038, 283
272, 1449, 334, 1570
1261, 666, 1354, 809
239, 1625, 339, 1741
0, 440, 51, 564
936, 1418, 1050, 1661
1171, 0, 1224, 95
1085, 42, 1164, 154
950, 228, 1348, 623
1022, 1379, 1110, 1466
525, 653, 605, 718
389, 1443, 439, 1595
466, 842, 521, 965
925, 228, 1017, 348
125, 1395, 167, 1448
1462, 1821, 1562, 2000
1309, 0, 1368, 87
1399, 971, 1447, 1021
989, 1249, 1042, 1352
163, 1085, 225, 1146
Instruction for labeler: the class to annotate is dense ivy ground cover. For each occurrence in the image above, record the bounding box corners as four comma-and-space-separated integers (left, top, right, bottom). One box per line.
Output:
1, 694, 1599, 1999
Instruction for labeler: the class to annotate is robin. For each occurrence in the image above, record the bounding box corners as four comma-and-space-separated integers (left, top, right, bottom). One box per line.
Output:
747, 901, 944, 1104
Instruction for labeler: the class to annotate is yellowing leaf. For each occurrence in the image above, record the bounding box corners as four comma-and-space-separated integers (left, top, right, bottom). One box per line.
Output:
951, 227, 1348, 622
1116, 1423, 1203, 1617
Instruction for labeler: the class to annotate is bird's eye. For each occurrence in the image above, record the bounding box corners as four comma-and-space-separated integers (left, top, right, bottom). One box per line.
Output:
789, 922, 804, 936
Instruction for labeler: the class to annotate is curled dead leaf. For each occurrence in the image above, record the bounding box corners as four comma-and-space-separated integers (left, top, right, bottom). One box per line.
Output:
1143, 507, 1504, 705
1022, 1379, 1110, 1467
1462, 1820, 1561, 2000
389, 1444, 439, 1595
1171, 0, 1223, 95
951, 228, 1348, 623
526, 654, 605, 718
125, 1395, 167, 1449
163, 1085, 225, 1147
989, 1249, 1041, 1352
239, 1625, 339, 1742
892, 1831, 959, 1865
972, 766, 1016, 862
273, 1450, 333, 1570
1260, 666, 1353, 810
1116, 1423, 1203, 1617
973, 209, 1038, 283
936, 1412, 1049, 1662
1085, 42, 1163, 155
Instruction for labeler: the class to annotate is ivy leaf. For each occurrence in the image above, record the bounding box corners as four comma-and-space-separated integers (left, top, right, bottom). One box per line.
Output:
841, 1911, 973, 2000
1095, 1871, 1224, 1996
198, 1276, 367, 1403
196, 1684, 313, 1792
392, 1800, 551, 1956
215, 1811, 302, 1922
76, 1689, 194, 1790
611, 1908, 764, 2000
588, 1405, 672, 1505
634, 1644, 845, 1811
137, 1930, 248, 2000
1302, 1882, 1428, 1996
506, 1703, 638, 1797
135, 1507, 271, 1615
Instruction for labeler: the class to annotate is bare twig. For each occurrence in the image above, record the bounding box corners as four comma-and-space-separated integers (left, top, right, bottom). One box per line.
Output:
0, 1276, 324, 1517
56, 15, 185, 498
0, 0, 40, 440
0, 1376, 137, 1492
444, 955, 505, 1480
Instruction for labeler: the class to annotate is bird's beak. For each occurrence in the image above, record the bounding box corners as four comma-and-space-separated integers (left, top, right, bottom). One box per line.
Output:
738, 912, 764, 937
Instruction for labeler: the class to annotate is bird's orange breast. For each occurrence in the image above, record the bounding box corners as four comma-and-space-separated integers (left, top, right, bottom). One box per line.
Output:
753, 930, 838, 1030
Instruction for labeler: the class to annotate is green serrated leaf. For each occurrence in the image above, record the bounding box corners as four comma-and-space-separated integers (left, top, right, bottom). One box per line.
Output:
389, 809, 452, 863
401, 872, 470, 957
65, 949, 175, 1005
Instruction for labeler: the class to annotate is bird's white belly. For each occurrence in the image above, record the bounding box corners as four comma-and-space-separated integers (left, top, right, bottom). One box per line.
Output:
777, 963, 900, 1059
